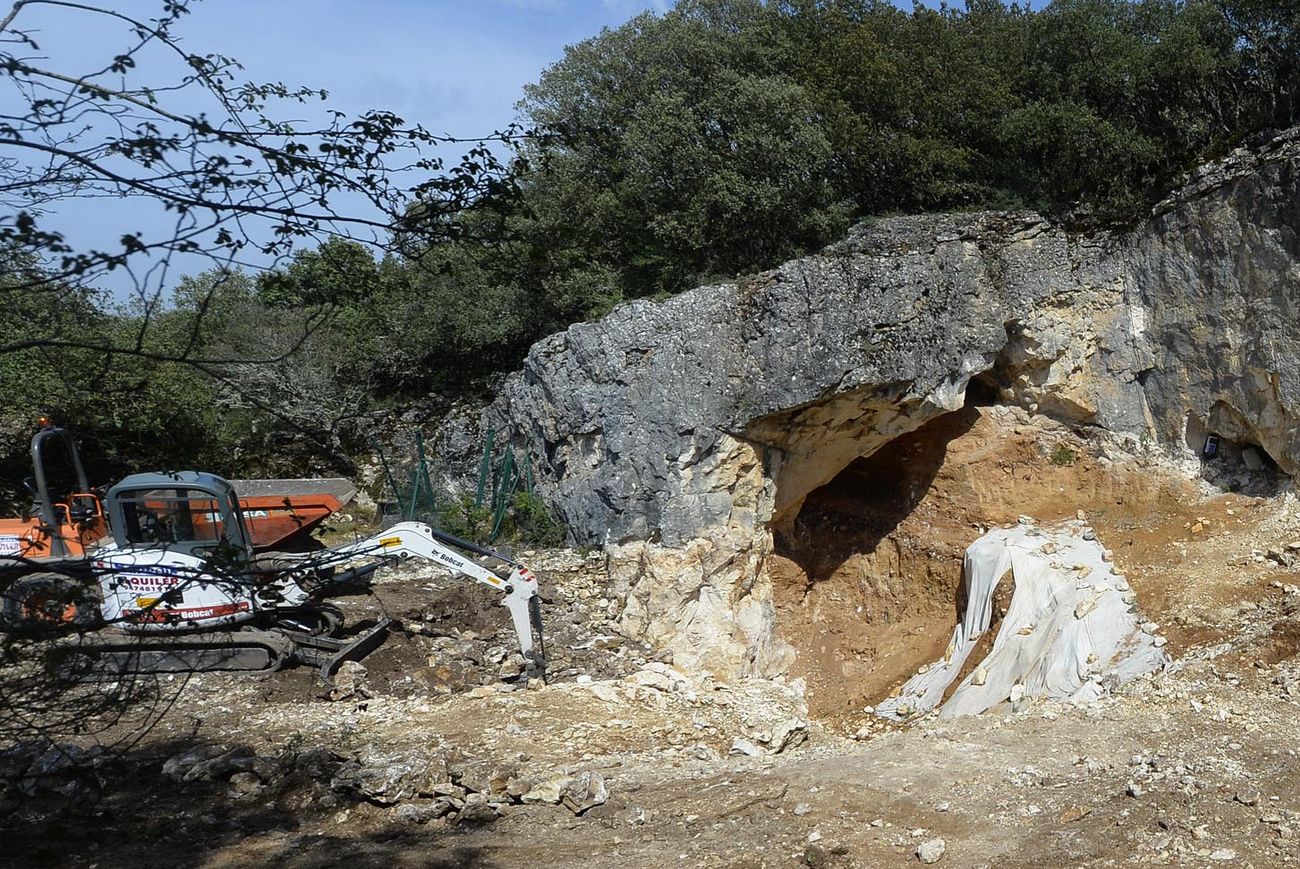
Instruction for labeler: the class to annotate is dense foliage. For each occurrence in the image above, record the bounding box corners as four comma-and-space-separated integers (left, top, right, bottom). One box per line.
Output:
6, 0, 1300, 522
515, 0, 1295, 296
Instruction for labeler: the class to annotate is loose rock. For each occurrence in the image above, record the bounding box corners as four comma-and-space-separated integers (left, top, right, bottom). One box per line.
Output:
917, 838, 946, 864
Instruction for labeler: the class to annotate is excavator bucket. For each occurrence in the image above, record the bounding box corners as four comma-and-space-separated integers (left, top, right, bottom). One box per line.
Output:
278, 617, 392, 683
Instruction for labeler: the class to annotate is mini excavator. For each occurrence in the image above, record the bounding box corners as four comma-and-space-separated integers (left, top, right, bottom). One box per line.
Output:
2, 465, 546, 683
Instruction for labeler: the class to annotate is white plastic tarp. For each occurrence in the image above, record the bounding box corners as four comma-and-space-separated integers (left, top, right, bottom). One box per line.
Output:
875, 521, 1168, 721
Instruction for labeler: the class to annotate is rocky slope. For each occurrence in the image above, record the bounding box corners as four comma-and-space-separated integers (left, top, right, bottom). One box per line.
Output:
477, 127, 1300, 680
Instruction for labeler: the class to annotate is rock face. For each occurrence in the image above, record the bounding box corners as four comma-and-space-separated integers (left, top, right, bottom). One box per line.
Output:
493, 212, 1128, 546
1130, 134, 1300, 471
482, 127, 1300, 677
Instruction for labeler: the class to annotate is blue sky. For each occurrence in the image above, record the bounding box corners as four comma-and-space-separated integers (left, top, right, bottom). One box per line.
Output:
175, 1, 679, 140
4, 0, 1045, 297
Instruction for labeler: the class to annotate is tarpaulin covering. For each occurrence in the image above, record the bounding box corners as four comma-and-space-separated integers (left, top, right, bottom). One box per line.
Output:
875, 521, 1168, 721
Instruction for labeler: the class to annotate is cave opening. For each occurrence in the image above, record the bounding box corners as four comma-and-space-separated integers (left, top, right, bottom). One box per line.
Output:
773, 407, 977, 585
1185, 412, 1290, 497
769, 405, 993, 721
765, 398, 1180, 722
963, 371, 1002, 408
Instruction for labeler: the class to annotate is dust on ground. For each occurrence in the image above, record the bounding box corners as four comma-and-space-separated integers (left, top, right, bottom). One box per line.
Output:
8, 406, 1300, 868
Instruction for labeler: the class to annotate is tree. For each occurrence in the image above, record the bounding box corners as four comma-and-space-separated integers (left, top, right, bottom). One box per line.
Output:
0, 0, 535, 490
518, 0, 851, 297
0, 0, 514, 363
1219, 0, 1300, 130
255, 238, 385, 310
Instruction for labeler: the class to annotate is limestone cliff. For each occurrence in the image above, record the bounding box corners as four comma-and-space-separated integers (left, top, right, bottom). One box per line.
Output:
479, 127, 1300, 677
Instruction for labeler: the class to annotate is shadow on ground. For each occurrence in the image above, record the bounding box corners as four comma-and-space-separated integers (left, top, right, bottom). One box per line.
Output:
3, 736, 500, 869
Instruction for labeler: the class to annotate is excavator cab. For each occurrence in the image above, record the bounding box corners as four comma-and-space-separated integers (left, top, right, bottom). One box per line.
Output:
106, 472, 253, 557
96, 472, 265, 632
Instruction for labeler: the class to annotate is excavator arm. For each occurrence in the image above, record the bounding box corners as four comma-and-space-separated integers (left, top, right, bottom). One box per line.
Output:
317, 522, 546, 671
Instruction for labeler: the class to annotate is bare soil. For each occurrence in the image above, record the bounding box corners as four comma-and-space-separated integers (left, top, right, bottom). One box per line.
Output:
8, 406, 1300, 868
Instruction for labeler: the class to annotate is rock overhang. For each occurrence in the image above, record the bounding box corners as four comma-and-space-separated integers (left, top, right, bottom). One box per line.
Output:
488, 130, 1300, 549
469, 128, 1300, 679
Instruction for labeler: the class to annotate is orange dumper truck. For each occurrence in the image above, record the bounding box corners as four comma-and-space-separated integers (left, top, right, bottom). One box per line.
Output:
0, 423, 356, 560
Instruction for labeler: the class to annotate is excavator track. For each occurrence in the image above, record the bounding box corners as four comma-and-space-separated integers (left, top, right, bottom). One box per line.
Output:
62, 627, 297, 679
60, 613, 391, 683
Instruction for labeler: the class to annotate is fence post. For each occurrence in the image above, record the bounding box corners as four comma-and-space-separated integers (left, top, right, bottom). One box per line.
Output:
491, 448, 519, 540
375, 441, 403, 522
475, 430, 494, 508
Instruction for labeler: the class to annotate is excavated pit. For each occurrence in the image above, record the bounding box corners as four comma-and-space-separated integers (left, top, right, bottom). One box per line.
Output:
767, 404, 1201, 723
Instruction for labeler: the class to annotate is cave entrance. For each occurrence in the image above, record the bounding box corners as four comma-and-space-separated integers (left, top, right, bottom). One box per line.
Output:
765, 401, 1163, 723
1186, 412, 1290, 497
769, 406, 988, 722
763, 395, 1262, 724
775, 407, 977, 584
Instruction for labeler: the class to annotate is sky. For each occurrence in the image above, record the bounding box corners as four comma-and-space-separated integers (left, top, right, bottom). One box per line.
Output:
173, 0, 679, 142
2, 0, 1043, 298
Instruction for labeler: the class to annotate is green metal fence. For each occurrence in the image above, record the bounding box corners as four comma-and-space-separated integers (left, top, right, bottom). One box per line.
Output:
377, 429, 537, 542
376, 430, 437, 523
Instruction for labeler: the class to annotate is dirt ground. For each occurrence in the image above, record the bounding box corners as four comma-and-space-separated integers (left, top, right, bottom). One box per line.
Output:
8, 406, 1300, 868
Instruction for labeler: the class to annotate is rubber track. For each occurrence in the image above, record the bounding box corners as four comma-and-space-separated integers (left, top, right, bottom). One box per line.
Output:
63, 628, 297, 679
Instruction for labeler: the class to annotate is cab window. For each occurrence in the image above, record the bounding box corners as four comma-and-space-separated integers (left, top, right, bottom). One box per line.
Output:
118, 489, 227, 546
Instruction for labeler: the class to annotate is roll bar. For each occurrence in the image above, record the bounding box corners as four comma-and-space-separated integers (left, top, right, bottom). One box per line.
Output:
30, 425, 92, 558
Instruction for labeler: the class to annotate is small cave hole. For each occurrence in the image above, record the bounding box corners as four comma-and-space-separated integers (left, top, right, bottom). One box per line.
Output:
1186, 413, 1290, 497
964, 372, 1002, 408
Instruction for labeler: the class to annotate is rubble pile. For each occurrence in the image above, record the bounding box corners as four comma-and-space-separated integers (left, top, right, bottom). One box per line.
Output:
370, 547, 654, 696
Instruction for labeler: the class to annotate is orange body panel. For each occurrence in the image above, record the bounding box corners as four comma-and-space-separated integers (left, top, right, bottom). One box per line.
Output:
1, 486, 344, 561
0, 500, 107, 558
139, 493, 345, 550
